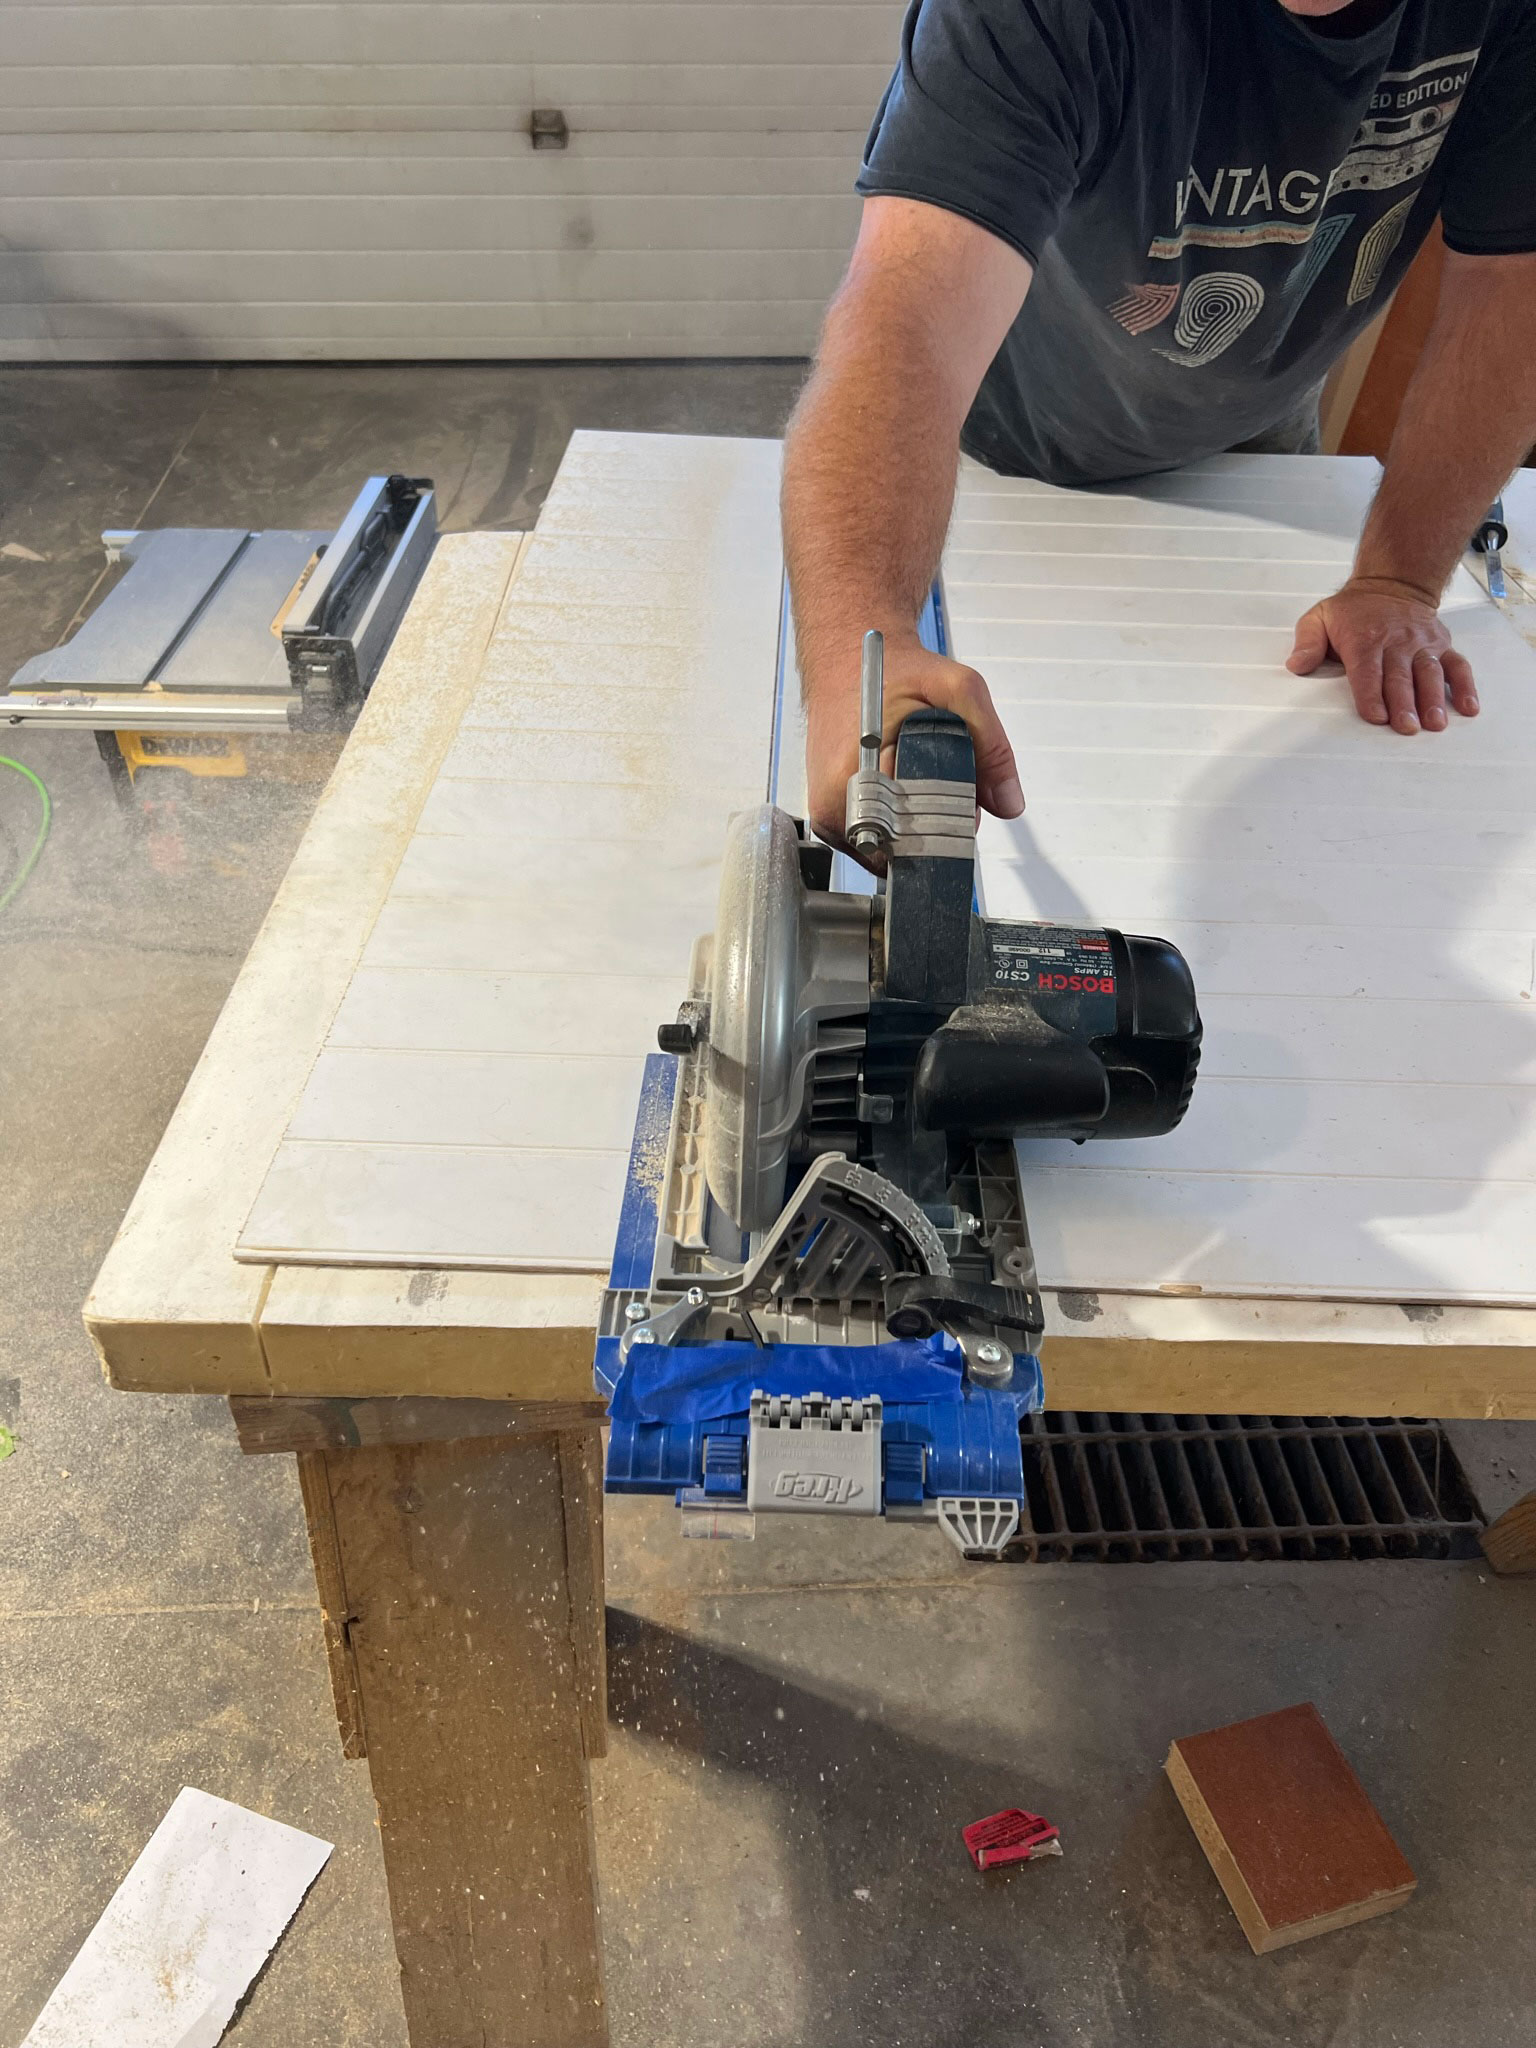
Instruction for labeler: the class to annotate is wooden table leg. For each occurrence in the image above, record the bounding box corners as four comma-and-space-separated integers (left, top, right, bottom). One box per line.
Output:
296, 1427, 608, 2047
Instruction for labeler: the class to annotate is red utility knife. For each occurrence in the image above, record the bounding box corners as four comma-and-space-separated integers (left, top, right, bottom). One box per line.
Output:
963, 1808, 1062, 1870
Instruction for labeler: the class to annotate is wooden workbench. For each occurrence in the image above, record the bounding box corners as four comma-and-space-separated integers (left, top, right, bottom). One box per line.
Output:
85, 524, 620, 2048
84, 438, 1536, 2048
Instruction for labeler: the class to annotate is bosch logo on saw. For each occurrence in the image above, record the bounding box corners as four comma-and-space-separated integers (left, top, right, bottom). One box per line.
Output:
772, 1471, 864, 1504
1038, 972, 1115, 994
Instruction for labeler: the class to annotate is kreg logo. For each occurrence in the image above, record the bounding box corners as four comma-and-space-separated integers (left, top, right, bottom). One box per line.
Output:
773, 1471, 863, 1504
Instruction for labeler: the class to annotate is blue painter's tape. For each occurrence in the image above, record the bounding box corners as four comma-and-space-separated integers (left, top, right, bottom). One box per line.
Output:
604, 1330, 1043, 1429
607, 1330, 967, 1424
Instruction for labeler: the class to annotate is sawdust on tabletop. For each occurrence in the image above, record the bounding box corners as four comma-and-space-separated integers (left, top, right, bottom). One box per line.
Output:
627, 1099, 673, 1206
348, 532, 517, 757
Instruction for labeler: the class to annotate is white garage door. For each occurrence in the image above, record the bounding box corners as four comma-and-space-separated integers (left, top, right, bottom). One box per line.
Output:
0, 2, 901, 360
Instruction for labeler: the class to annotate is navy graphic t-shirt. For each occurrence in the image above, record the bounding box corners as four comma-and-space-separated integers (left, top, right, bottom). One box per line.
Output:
856, 0, 1536, 485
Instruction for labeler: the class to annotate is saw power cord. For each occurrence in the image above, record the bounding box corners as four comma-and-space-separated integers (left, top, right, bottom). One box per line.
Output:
0, 755, 52, 912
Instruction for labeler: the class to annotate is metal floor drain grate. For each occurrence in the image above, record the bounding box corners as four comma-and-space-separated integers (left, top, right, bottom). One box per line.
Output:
1011, 1413, 1484, 1562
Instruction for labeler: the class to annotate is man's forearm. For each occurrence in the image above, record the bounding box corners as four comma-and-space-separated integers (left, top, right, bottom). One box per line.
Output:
783, 199, 1031, 836
783, 199, 1031, 720
1355, 248, 1536, 602
782, 284, 967, 698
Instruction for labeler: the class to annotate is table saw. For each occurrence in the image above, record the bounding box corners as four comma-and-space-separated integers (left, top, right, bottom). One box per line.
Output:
3, 473, 435, 734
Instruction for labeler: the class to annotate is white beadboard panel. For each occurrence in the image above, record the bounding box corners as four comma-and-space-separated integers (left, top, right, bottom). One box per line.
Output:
952, 452, 1536, 1305
948, 553, 1353, 597
329, 966, 681, 1054
439, 723, 763, 790
982, 853, 1536, 932
239, 430, 783, 1268
0, 4, 899, 358
1019, 1168, 1536, 1306
976, 663, 1403, 710
947, 523, 1360, 565
955, 588, 1319, 632
245, 1141, 635, 1269
1136, 920, 1536, 1006
1023, 1078, 1536, 1186
976, 744, 1535, 814
950, 501, 1365, 537
361, 889, 710, 976
463, 666, 770, 728
414, 774, 743, 844
533, 469, 787, 541
963, 622, 1299, 667
389, 828, 737, 906
972, 794, 1536, 869
956, 452, 1380, 504
1192, 996, 1536, 1086
285, 1048, 648, 1150
457, 681, 772, 742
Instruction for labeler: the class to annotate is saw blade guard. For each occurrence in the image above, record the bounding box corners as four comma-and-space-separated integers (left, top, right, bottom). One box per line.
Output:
703, 804, 869, 1234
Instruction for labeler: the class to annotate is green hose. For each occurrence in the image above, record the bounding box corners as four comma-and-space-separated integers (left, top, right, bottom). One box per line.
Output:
0, 755, 52, 912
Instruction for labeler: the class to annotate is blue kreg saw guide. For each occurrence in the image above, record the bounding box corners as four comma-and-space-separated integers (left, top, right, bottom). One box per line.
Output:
596, 1054, 1042, 1529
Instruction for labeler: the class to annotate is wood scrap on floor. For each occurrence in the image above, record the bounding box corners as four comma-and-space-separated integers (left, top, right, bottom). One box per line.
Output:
19, 1786, 332, 2048
1165, 1701, 1415, 1953
1479, 1488, 1536, 1574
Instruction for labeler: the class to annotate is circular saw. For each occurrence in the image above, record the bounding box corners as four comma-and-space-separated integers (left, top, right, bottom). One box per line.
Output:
597, 629, 1202, 1556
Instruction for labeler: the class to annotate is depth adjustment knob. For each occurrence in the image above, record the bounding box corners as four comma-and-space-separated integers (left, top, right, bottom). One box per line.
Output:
657, 1000, 710, 1056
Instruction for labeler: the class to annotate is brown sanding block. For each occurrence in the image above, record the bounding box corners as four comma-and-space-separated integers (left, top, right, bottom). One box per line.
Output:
1166, 1702, 1415, 1953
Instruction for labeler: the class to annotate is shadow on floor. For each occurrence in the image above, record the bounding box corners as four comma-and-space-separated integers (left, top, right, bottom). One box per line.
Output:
600, 1560, 1536, 2048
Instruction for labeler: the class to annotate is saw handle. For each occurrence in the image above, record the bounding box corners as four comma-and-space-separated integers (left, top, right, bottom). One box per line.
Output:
893, 705, 976, 792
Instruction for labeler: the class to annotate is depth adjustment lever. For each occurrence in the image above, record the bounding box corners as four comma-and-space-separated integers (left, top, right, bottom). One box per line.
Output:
882, 1272, 1046, 1346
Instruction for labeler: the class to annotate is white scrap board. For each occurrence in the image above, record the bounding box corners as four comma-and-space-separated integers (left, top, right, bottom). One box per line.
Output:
954, 454, 1536, 1303
239, 440, 1536, 1309
21, 1787, 332, 2048
238, 430, 784, 1269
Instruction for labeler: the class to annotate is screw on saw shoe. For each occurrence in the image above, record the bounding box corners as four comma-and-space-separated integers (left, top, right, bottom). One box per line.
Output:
624, 1301, 648, 1324
967, 1338, 1014, 1389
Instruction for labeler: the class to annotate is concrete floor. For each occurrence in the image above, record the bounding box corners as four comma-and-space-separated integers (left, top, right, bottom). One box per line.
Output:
2, 363, 1534, 2048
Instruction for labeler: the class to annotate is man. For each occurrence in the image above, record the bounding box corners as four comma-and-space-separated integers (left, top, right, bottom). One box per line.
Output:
782, 0, 1536, 845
